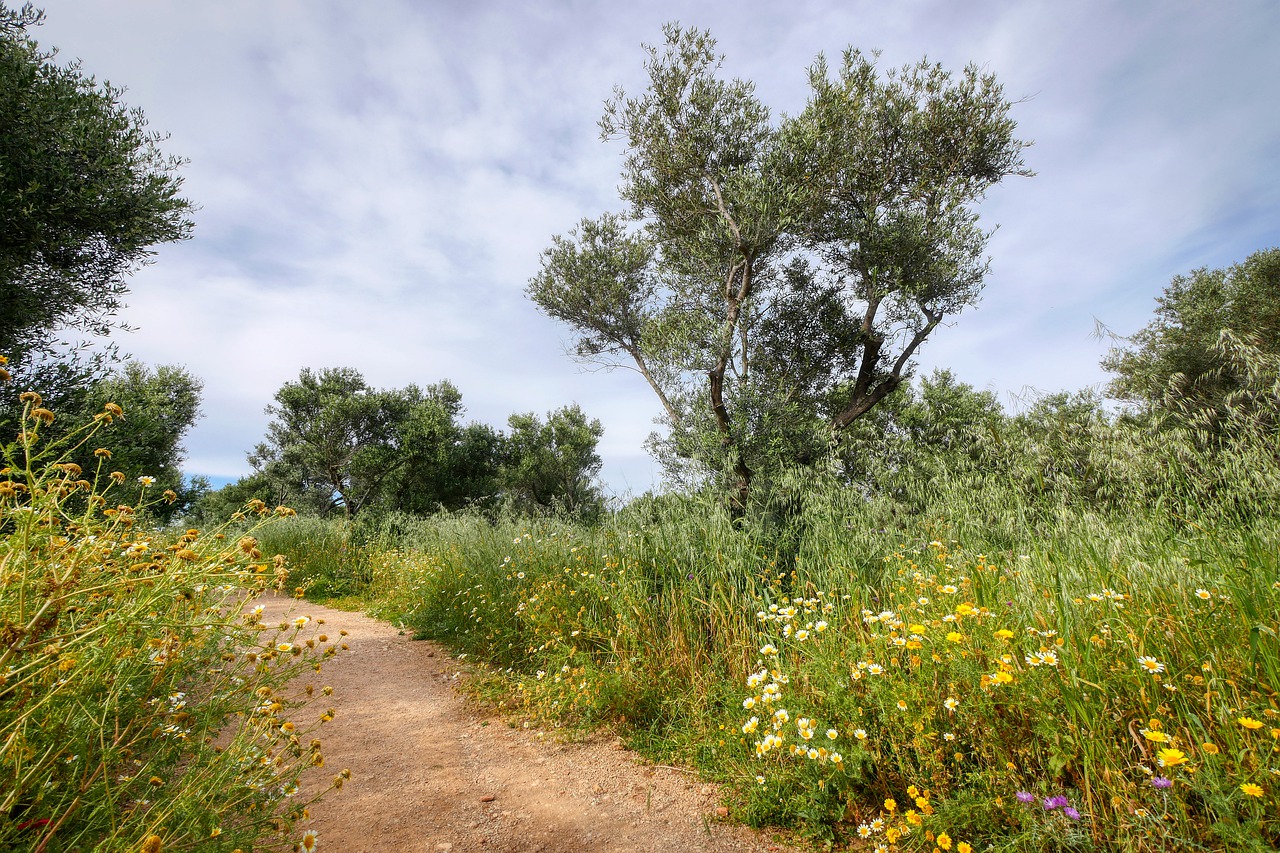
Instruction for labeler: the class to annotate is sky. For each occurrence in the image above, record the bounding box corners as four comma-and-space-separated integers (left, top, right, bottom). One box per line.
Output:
25, 0, 1280, 498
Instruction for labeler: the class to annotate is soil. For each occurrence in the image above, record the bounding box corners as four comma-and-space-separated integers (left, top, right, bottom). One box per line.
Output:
255, 593, 805, 853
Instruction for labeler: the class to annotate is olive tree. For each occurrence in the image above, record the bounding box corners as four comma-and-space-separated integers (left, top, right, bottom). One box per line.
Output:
0, 3, 192, 363
529, 25, 1029, 510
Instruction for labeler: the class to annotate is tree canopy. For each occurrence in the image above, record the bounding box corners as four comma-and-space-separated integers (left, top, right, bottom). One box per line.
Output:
0, 2, 192, 371
529, 24, 1029, 510
1103, 247, 1280, 425
234, 368, 604, 522
503, 405, 605, 519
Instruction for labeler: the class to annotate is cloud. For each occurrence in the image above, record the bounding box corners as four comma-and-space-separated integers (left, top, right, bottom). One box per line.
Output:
29, 0, 1280, 495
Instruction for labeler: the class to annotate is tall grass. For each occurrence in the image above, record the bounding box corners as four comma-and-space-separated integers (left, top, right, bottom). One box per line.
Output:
1, 393, 345, 852
277, 354, 1280, 851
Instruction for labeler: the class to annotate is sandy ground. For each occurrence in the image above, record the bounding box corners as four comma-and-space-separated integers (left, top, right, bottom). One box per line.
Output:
255, 593, 804, 853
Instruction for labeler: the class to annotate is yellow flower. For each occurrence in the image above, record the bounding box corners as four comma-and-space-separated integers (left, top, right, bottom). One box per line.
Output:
1240, 782, 1264, 798
140, 836, 162, 853
958, 844, 972, 853
1202, 742, 1220, 755
1238, 717, 1264, 730
994, 629, 1014, 640
937, 831, 952, 850
1157, 747, 1188, 767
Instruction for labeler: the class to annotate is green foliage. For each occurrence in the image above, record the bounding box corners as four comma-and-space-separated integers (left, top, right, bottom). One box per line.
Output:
530, 24, 1030, 509
1104, 247, 1280, 427
0, 390, 344, 851
72, 361, 203, 522
0, 359, 203, 524
242, 367, 605, 523
249, 368, 495, 518
503, 404, 605, 520
0, 2, 192, 374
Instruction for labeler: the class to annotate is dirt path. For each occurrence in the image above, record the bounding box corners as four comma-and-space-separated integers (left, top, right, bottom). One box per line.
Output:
256, 593, 803, 853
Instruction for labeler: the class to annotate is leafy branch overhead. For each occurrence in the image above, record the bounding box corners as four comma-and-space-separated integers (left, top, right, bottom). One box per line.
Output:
529, 24, 1030, 508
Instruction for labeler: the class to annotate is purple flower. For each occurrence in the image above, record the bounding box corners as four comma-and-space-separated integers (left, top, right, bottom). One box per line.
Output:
1064, 807, 1081, 821
1043, 795, 1069, 810
1152, 776, 1173, 789
1016, 791, 1035, 804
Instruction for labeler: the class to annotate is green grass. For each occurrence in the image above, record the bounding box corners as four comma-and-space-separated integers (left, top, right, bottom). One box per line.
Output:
279, 470, 1280, 852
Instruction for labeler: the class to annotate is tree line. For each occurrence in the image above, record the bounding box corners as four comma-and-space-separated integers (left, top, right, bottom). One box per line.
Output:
198, 368, 605, 523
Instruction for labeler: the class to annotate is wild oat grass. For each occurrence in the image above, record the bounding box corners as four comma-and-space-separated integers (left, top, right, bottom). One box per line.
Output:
1, 393, 346, 852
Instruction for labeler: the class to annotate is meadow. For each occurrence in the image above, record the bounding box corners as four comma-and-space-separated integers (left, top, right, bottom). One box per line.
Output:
268, 427, 1280, 852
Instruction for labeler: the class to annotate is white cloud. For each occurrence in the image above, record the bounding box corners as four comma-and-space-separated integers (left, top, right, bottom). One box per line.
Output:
28, 0, 1280, 495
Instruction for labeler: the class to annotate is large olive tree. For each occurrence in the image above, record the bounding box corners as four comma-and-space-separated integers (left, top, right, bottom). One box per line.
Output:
529, 25, 1029, 510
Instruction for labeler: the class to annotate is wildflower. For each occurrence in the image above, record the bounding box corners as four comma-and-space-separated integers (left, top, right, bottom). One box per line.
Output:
945, 630, 963, 643
1140, 728, 1169, 743
1195, 588, 1212, 600
1157, 748, 1188, 768
815, 621, 828, 632
858, 824, 873, 838
826, 728, 838, 740
755, 775, 765, 785
944, 697, 959, 712
1043, 795, 1068, 810
1152, 776, 1173, 789
958, 844, 973, 853
137, 475, 155, 487
1137, 656, 1165, 674
760, 644, 778, 656
1240, 782, 1264, 797
936, 832, 952, 850
795, 629, 810, 641
1063, 807, 1081, 821
743, 697, 756, 710
293, 616, 310, 628
854, 728, 868, 741
298, 829, 319, 852
866, 663, 885, 676
1015, 791, 1035, 804
1238, 716, 1265, 730
883, 798, 896, 812
1202, 742, 1219, 754
897, 700, 908, 711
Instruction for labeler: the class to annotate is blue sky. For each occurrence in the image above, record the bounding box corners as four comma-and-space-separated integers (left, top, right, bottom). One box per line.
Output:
30, 0, 1280, 497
